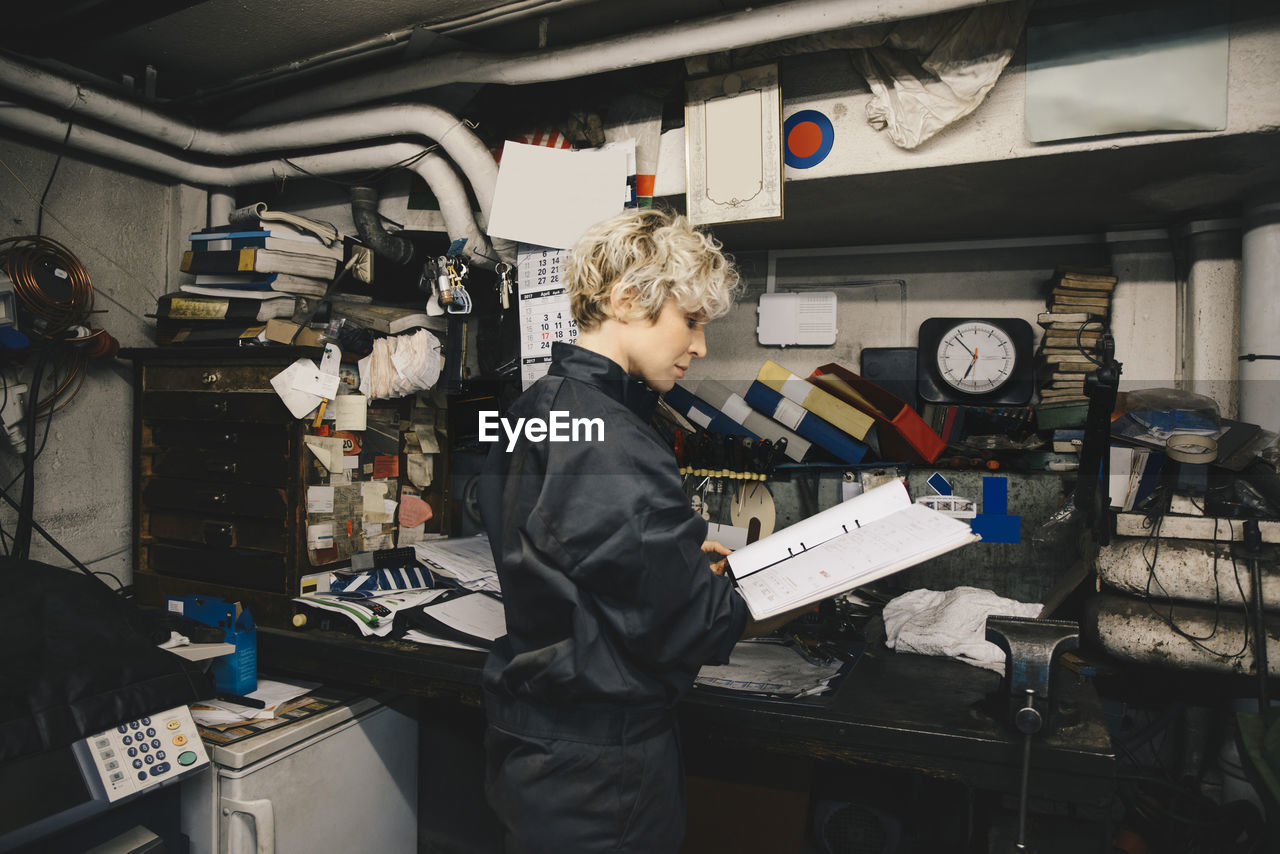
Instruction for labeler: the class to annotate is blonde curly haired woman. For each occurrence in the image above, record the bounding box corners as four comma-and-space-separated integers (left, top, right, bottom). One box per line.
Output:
478, 208, 806, 852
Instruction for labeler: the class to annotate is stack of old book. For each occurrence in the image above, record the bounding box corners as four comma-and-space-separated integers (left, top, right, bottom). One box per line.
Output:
178, 221, 345, 299
154, 207, 349, 345
1034, 270, 1117, 424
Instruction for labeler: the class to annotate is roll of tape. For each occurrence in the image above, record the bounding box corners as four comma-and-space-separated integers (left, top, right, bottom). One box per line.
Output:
1164, 432, 1218, 464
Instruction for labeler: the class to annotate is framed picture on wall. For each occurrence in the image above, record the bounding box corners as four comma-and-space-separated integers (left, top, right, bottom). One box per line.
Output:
685, 63, 783, 227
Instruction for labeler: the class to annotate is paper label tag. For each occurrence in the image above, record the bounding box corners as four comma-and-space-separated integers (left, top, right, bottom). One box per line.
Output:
687, 408, 712, 429
307, 522, 335, 549
721, 394, 752, 425
772, 398, 806, 430
780, 376, 811, 405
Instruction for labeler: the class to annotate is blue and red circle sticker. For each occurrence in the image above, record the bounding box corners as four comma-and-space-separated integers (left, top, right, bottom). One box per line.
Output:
783, 109, 834, 169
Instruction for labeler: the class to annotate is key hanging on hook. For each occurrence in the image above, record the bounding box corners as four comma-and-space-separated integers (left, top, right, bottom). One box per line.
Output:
420, 257, 446, 317
495, 262, 514, 311
435, 255, 455, 306
446, 257, 472, 314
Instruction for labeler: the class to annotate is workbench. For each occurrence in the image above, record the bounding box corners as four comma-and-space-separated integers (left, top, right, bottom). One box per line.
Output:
258, 626, 1116, 808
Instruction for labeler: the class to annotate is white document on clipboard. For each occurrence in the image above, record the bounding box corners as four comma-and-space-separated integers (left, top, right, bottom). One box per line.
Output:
727, 481, 980, 620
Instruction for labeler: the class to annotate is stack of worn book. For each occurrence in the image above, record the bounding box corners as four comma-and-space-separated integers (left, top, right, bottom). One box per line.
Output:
178, 221, 344, 299
154, 206, 348, 345
1034, 269, 1118, 410
151, 291, 311, 346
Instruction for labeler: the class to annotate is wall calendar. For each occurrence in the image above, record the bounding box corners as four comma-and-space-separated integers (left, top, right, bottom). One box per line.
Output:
516, 245, 578, 389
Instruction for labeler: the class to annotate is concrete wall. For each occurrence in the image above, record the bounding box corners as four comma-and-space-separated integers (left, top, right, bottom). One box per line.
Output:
0, 136, 203, 588
694, 236, 1177, 389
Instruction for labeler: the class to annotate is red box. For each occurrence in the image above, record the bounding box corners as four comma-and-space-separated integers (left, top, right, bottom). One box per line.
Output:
808, 363, 946, 464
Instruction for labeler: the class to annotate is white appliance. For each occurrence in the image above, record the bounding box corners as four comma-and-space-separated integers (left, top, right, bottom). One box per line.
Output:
181, 695, 417, 854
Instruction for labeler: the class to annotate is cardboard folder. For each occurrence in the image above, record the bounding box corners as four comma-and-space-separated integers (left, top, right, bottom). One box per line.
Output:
808, 363, 946, 464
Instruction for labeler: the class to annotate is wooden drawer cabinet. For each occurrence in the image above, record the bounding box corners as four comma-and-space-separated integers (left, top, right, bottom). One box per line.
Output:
123, 347, 312, 627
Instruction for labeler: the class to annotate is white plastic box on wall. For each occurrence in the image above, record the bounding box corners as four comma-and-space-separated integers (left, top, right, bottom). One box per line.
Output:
756, 292, 838, 347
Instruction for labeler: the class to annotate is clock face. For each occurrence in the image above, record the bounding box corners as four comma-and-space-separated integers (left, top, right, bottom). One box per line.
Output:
935, 320, 1018, 395
917, 317, 1035, 406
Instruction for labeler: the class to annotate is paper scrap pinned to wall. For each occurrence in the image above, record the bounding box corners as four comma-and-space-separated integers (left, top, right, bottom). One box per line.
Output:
307, 485, 335, 513
486, 142, 628, 249
271, 358, 324, 419
303, 436, 344, 472
399, 493, 433, 528
407, 453, 433, 488
334, 394, 368, 431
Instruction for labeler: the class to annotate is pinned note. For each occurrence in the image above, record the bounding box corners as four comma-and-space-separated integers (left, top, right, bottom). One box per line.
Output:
307, 485, 335, 513
270, 358, 323, 419
334, 394, 368, 431
303, 436, 344, 472
407, 454, 433, 488
399, 493, 433, 527
362, 482, 392, 523
307, 522, 334, 550
290, 363, 341, 399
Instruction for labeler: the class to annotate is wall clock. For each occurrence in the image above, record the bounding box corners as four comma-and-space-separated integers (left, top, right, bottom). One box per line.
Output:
916, 317, 1035, 406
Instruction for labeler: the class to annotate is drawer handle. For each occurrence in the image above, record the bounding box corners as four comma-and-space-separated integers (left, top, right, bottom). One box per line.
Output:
209, 492, 229, 505
197, 400, 229, 416
204, 522, 234, 548
201, 371, 220, 385
220, 432, 239, 444
209, 461, 238, 475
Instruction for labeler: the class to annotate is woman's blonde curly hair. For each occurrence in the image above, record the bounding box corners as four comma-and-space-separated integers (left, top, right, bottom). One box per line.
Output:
566, 208, 740, 331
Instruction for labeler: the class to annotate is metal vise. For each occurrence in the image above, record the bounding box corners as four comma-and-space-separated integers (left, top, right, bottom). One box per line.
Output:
986, 615, 1081, 853
986, 615, 1080, 737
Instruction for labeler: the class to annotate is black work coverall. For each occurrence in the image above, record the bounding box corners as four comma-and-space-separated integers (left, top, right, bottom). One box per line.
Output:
478, 342, 748, 853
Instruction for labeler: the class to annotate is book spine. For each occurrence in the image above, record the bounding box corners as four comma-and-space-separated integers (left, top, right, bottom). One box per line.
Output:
744, 382, 869, 464
756, 361, 874, 440
663, 384, 753, 438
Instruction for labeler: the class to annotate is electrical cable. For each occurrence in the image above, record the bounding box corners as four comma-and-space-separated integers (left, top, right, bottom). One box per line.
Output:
282, 144, 438, 187
36, 120, 74, 236
0, 153, 161, 307
1139, 493, 1250, 659
1075, 318, 1107, 367
9, 337, 58, 560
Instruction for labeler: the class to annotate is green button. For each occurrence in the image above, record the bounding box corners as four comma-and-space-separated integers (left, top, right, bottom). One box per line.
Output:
177, 750, 198, 767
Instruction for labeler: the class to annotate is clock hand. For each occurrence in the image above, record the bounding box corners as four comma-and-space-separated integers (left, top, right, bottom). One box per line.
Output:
955, 339, 975, 358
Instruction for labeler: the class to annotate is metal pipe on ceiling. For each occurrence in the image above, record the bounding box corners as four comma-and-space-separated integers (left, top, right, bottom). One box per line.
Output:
0, 104, 503, 266
161, 0, 605, 107
0, 53, 501, 230
236, 0, 1006, 123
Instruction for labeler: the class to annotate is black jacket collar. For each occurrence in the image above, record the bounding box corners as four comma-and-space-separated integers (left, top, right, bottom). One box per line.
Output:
549, 342, 658, 422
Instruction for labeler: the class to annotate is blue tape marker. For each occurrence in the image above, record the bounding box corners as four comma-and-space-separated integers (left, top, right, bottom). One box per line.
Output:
927, 472, 953, 496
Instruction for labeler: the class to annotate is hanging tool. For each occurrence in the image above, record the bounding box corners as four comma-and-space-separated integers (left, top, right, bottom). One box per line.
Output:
418, 258, 446, 317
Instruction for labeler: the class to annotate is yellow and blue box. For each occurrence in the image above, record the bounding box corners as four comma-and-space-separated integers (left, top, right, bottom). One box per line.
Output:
166, 595, 257, 695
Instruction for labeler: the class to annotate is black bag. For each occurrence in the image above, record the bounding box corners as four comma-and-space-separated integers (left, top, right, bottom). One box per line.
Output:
0, 559, 214, 763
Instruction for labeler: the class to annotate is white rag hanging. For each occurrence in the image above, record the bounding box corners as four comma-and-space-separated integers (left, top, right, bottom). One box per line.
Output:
882, 586, 1040, 673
